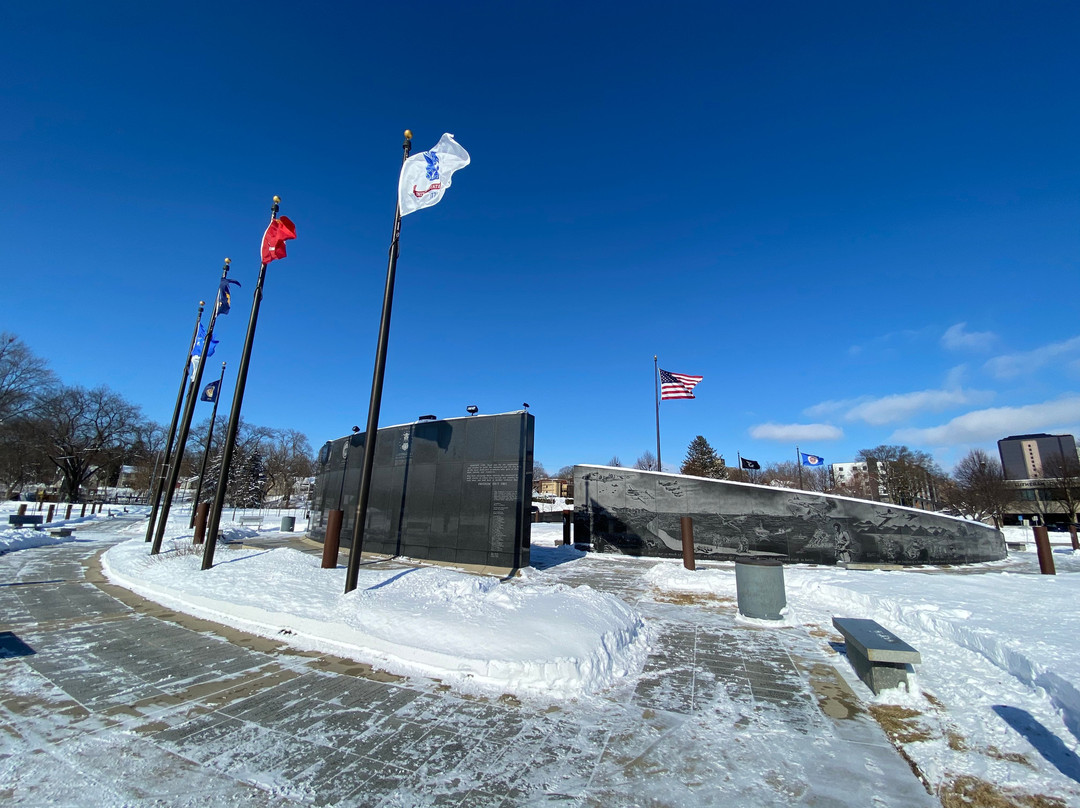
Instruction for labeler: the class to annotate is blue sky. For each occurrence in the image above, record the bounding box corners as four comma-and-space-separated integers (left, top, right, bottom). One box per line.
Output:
3, 2, 1079, 474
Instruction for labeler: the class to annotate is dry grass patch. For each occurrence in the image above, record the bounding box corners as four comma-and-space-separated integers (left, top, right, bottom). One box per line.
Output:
868, 704, 932, 745
649, 589, 734, 607
939, 775, 1068, 808
985, 745, 1034, 768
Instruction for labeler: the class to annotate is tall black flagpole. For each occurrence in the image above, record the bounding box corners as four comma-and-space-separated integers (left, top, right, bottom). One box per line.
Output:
145, 301, 204, 542
654, 355, 662, 473
202, 197, 281, 570
345, 130, 413, 594
189, 360, 227, 529
151, 259, 233, 555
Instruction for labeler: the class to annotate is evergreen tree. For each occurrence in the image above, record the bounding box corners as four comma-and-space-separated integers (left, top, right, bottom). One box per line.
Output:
681, 436, 727, 479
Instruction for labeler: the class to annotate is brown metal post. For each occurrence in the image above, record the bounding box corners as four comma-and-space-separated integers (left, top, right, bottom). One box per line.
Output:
322, 509, 344, 569
1070, 524, 1079, 552
1033, 525, 1056, 575
65, 503, 72, 519
562, 510, 572, 545
80, 503, 86, 517
47, 504, 55, 522
680, 516, 696, 570
17, 503, 27, 516
193, 502, 210, 545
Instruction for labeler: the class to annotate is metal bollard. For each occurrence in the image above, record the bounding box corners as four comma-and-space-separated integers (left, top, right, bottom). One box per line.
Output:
680, 516, 696, 571
1070, 524, 1079, 552
193, 502, 210, 545
322, 509, 343, 569
80, 503, 86, 517
17, 503, 27, 516
562, 510, 572, 545
47, 504, 55, 523
65, 503, 73, 519
1033, 526, 1056, 575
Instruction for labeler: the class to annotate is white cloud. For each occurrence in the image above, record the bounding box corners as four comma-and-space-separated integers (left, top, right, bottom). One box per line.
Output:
941, 322, 996, 351
984, 335, 1080, 379
890, 395, 1080, 445
749, 422, 843, 441
804, 383, 994, 426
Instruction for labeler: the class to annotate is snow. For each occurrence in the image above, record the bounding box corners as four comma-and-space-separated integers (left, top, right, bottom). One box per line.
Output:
4, 501, 1080, 804
100, 527, 649, 699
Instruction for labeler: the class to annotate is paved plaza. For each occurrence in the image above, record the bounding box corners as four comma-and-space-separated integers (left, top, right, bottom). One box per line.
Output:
1, 521, 934, 806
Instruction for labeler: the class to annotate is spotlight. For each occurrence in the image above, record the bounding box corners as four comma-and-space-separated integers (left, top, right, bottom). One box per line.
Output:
522, 402, 530, 411
466, 405, 479, 415
352, 426, 361, 433
418, 414, 437, 422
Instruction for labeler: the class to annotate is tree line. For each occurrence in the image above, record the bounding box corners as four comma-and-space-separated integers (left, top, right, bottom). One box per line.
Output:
0, 332, 314, 505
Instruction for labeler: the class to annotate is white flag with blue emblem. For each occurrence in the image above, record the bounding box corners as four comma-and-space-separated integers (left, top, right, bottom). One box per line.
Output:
398, 133, 470, 217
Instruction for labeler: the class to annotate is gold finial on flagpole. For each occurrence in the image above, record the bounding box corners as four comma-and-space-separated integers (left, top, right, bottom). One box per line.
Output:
223, 258, 231, 265
404, 129, 412, 140
272, 195, 281, 204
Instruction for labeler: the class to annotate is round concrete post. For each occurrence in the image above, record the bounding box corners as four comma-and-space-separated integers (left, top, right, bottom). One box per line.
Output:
735, 557, 786, 620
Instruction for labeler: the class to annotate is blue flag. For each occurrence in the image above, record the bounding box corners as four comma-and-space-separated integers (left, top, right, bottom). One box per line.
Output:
200, 379, 221, 402
801, 452, 825, 467
217, 278, 241, 315
192, 324, 218, 359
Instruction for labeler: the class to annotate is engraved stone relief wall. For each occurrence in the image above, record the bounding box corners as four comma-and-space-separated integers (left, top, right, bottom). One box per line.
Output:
573, 465, 1005, 565
309, 412, 533, 570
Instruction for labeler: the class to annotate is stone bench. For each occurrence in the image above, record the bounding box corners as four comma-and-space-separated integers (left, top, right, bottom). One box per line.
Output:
48, 527, 75, 538
832, 617, 921, 694
8, 514, 44, 529
237, 515, 263, 527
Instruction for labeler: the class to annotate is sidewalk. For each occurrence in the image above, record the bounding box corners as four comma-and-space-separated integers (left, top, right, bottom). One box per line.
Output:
1, 525, 934, 807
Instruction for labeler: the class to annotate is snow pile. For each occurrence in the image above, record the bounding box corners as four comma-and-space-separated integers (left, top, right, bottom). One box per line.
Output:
0, 527, 75, 553
101, 538, 648, 698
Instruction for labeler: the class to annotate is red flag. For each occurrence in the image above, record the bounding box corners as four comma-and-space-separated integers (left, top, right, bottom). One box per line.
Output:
261, 216, 296, 263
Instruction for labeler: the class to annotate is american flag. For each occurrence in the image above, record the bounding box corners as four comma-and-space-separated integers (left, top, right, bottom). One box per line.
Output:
659, 369, 703, 400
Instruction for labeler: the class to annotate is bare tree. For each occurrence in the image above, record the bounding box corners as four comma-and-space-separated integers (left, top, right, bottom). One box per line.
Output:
762, 461, 800, 489
263, 428, 314, 507
607, 456, 622, 467
944, 449, 1011, 527
0, 333, 57, 423
555, 465, 575, 480
857, 444, 942, 508
634, 450, 659, 471
33, 385, 144, 501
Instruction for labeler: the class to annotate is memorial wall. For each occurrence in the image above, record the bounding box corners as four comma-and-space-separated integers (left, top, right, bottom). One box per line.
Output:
573, 465, 1005, 565
309, 412, 534, 572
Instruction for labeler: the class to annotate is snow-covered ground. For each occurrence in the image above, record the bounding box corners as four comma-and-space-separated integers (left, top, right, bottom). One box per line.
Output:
3, 501, 1079, 804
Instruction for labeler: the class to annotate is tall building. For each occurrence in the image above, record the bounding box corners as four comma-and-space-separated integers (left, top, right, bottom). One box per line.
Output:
997, 433, 1078, 480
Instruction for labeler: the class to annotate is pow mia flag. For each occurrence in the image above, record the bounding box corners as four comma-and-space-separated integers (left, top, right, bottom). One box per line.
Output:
740, 457, 761, 470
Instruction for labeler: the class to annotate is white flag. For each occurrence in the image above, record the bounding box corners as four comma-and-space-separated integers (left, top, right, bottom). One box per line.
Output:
397, 133, 470, 216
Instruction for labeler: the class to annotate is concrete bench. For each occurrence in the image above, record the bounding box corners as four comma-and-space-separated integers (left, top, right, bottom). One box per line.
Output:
832, 617, 921, 695
8, 514, 44, 529
48, 527, 75, 538
237, 515, 263, 527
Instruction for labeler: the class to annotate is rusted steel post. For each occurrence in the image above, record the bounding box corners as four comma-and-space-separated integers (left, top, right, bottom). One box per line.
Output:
1070, 524, 1079, 552
65, 503, 72, 519
562, 510, 572, 545
17, 503, 27, 516
46, 504, 55, 522
322, 509, 343, 569
193, 502, 211, 545
1033, 525, 1056, 575
680, 516, 696, 571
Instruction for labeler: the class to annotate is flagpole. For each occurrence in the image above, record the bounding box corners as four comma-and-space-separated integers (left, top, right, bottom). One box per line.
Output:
189, 361, 227, 529
654, 355, 662, 473
144, 301, 204, 542
796, 445, 803, 489
151, 260, 232, 555
202, 199, 281, 571
345, 130, 413, 594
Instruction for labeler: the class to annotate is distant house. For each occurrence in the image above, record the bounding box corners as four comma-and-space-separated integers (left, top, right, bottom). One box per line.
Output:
535, 478, 572, 498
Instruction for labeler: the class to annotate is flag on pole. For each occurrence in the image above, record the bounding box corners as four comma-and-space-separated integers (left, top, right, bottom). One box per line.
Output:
398, 133, 471, 216
217, 278, 241, 315
261, 216, 297, 263
659, 369, 703, 400
191, 324, 218, 359
801, 452, 825, 467
741, 457, 761, 470
200, 379, 221, 402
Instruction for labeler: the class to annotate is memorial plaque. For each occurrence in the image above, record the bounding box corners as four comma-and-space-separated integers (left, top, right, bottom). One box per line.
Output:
310, 412, 533, 571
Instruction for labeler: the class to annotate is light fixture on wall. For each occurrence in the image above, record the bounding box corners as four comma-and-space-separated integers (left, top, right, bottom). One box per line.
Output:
466, 405, 478, 415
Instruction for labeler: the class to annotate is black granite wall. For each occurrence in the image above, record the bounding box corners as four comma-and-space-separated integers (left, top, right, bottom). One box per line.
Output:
310, 412, 533, 570
573, 465, 1005, 565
